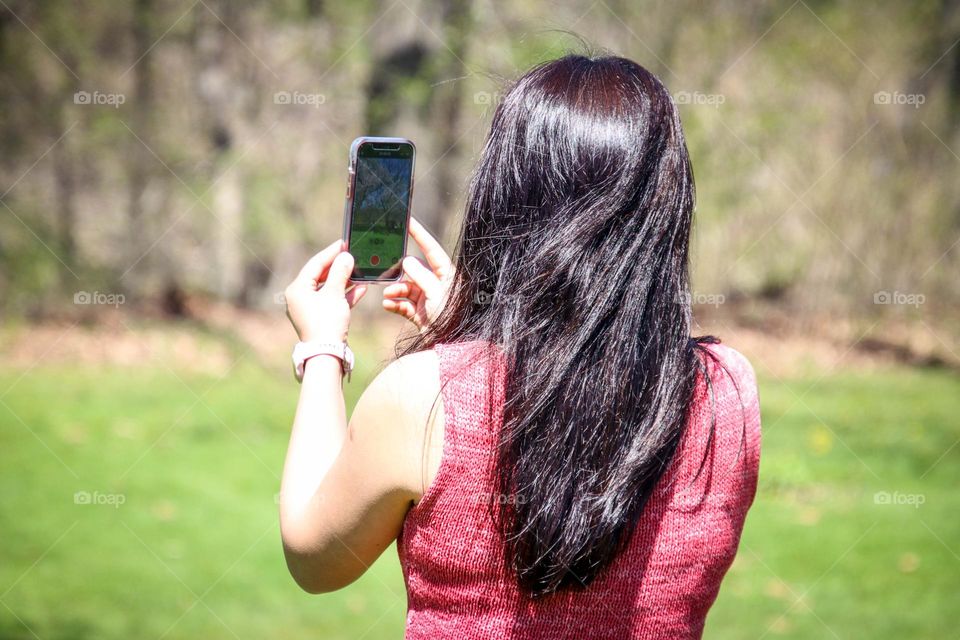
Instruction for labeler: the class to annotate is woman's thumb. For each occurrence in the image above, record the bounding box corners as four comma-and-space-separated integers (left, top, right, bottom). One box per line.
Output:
324, 252, 354, 294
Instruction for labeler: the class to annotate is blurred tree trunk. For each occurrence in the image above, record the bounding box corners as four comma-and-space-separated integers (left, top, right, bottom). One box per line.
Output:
305, 0, 324, 19
916, 0, 960, 124
939, 0, 960, 126
127, 0, 153, 223
52, 115, 76, 281
364, 39, 428, 134
363, 0, 472, 240
428, 0, 471, 240
193, 0, 244, 303
124, 0, 160, 298
52, 48, 79, 289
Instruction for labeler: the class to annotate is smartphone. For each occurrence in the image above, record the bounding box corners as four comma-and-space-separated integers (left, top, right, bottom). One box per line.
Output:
343, 137, 416, 282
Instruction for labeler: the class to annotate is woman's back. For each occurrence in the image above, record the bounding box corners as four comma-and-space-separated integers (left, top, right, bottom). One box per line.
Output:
398, 340, 761, 639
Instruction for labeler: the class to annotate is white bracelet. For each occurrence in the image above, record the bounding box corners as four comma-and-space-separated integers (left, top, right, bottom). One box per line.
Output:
292, 341, 355, 383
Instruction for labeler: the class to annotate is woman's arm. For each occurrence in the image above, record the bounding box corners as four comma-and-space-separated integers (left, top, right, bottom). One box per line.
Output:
279, 351, 441, 593
278, 238, 445, 593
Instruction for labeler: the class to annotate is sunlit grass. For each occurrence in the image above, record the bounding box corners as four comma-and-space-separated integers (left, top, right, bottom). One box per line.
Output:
709, 368, 960, 639
1, 334, 957, 638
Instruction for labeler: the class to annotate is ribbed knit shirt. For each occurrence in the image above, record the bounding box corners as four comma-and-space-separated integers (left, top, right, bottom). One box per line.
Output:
397, 340, 761, 639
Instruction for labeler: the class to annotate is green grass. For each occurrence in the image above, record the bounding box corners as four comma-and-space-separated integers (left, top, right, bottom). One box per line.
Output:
349, 229, 403, 274
709, 367, 960, 638
1, 334, 958, 639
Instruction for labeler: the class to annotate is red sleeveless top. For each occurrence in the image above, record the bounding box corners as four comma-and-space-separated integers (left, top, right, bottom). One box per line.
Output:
397, 340, 761, 639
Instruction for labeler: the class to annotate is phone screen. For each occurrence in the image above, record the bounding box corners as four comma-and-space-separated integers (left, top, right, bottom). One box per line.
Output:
348, 141, 414, 280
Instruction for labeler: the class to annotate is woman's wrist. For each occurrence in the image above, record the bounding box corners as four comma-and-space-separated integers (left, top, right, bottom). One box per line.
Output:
298, 327, 348, 344
301, 353, 344, 383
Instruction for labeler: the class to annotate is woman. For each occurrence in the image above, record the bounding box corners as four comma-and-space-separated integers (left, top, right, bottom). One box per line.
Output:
280, 54, 760, 639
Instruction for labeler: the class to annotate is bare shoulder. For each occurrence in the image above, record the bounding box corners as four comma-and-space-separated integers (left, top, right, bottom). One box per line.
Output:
359, 349, 442, 420
349, 349, 444, 498
369, 349, 440, 393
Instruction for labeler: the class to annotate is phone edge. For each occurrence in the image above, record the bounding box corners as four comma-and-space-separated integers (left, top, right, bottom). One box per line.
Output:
345, 137, 416, 284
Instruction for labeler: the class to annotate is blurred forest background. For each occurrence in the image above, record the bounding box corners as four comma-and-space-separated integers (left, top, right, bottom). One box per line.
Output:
1, 0, 958, 344
2, 1, 960, 639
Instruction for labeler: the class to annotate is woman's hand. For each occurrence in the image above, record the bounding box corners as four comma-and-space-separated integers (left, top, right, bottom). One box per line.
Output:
285, 239, 368, 343
382, 217, 454, 332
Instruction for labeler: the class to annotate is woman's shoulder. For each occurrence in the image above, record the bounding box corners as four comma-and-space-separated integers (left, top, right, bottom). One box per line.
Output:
365, 348, 441, 409
696, 341, 759, 404
701, 340, 755, 374
348, 349, 443, 497
687, 340, 761, 464
389, 347, 441, 374
366, 340, 501, 430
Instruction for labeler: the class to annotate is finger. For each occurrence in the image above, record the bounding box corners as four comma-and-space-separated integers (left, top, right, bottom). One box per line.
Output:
321, 252, 354, 296
382, 298, 418, 322
382, 282, 409, 297
409, 217, 453, 277
383, 281, 422, 303
345, 284, 367, 308
402, 256, 443, 300
295, 239, 344, 288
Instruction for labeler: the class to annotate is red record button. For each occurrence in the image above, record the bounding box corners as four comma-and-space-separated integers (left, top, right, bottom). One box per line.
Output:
370, 255, 380, 266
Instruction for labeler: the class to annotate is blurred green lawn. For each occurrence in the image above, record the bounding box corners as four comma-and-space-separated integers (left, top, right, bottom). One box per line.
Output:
1, 330, 958, 639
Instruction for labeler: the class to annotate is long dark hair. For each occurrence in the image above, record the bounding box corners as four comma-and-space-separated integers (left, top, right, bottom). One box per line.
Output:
400, 54, 712, 597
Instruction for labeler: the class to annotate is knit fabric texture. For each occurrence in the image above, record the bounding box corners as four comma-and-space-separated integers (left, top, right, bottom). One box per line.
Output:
397, 340, 761, 639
